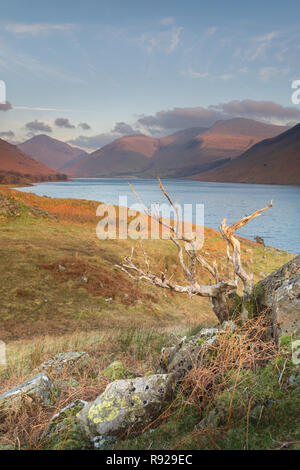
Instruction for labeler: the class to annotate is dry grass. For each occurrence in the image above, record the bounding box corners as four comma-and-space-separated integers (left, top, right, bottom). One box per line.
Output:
0, 325, 186, 449
180, 315, 277, 415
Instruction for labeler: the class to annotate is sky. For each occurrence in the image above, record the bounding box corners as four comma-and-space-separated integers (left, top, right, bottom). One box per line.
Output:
0, 0, 300, 151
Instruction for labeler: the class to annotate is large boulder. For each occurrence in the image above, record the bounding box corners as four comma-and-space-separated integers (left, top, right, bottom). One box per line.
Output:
254, 255, 300, 342
0, 373, 56, 411
156, 327, 222, 380
77, 374, 174, 439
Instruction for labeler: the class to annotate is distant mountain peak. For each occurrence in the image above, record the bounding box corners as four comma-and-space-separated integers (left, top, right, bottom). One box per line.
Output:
19, 134, 88, 171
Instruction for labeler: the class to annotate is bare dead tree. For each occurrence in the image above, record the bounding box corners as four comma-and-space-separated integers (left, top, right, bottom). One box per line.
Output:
116, 179, 272, 324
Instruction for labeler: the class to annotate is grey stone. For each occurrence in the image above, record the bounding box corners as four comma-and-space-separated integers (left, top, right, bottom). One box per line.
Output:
255, 256, 300, 342
156, 328, 219, 380
0, 373, 56, 410
37, 351, 89, 372
92, 435, 117, 450
77, 374, 175, 439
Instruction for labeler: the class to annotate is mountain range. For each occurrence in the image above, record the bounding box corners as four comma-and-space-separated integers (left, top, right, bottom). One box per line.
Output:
61, 118, 289, 179
11, 117, 299, 185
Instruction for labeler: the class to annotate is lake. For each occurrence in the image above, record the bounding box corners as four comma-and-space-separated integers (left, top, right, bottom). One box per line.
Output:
16, 179, 300, 254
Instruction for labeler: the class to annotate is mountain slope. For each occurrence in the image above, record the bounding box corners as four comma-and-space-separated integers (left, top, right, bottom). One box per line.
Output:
0, 138, 60, 176
65, 134, 160, 177
142, 118, 289, 177
19, 135, 88, 171
194, 123, 300, 185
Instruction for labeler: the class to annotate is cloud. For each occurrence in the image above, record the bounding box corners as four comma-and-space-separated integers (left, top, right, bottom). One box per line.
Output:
136, 99, 300, 135
259, 66, 290, 82
111, 122, 137, 135
69, 122, 140, 150
54, 118, 75, 129
181, 69, 210, 79
247, 31, 278, 61
160, 17, 176, 26
25, 120, 52, 133
211, 99, 300, 121
4, 23, 76, 35
68, 133, 118, 151
0, 101, 12, 111
14, 106, 76, 111
78, 122, 91, 130
0, 130, 15, 138
137, 106, 222, 133
140, 26, 183, 54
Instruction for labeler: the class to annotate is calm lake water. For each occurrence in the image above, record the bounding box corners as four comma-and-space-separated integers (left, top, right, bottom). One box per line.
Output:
17, 179, 300, 254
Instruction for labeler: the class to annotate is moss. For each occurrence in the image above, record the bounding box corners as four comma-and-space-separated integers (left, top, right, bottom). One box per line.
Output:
144, 371, 154, 377
101, 361, 136, 381
43, 400, 90, 450
44, 420, 90, 450
279, 335, 292, 348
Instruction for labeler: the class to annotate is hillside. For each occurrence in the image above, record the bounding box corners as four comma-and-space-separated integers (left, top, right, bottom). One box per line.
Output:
143, 118, 289, 177
0, 138, 66, 182
195, 123, 300, 185
64, 118, 288, 178
65, 134, 160, 177
19, 134, 88, 171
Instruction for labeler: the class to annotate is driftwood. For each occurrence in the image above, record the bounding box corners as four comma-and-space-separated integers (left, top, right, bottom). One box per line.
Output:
116, 179, 272, 323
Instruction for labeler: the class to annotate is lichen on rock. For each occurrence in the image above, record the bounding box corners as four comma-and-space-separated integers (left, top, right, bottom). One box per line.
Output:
77, 374, 175, 439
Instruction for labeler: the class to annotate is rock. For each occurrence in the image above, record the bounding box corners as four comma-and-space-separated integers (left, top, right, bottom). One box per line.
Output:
0, 373, 56, 410
37, 351, 89, 372
272, 276, 300, 340
92, 435, 117, 450
57, 378, 80, 389
77, 374, 175, 439
51, 399, 88, 423
156, 328, 219, 380
100, 361, 136, 381
221, 320, 237, 333
43, 399, 89, 450
254, 255, 300, 342
80, 276, 88, 283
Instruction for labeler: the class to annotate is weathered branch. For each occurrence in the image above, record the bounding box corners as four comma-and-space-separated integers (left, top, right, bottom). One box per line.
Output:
116, 180, 272, 324
220, 201, 273, 295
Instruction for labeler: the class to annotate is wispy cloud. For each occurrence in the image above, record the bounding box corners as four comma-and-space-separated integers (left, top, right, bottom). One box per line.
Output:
180, 69, 209, 79
14, 106, 77, 111
0, 38, 86, 85
246, 31, 278, 61
140, 26, 183, 54
159, 17, 176, 26
259, 66, 290, 82
4, 23, 77, 35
